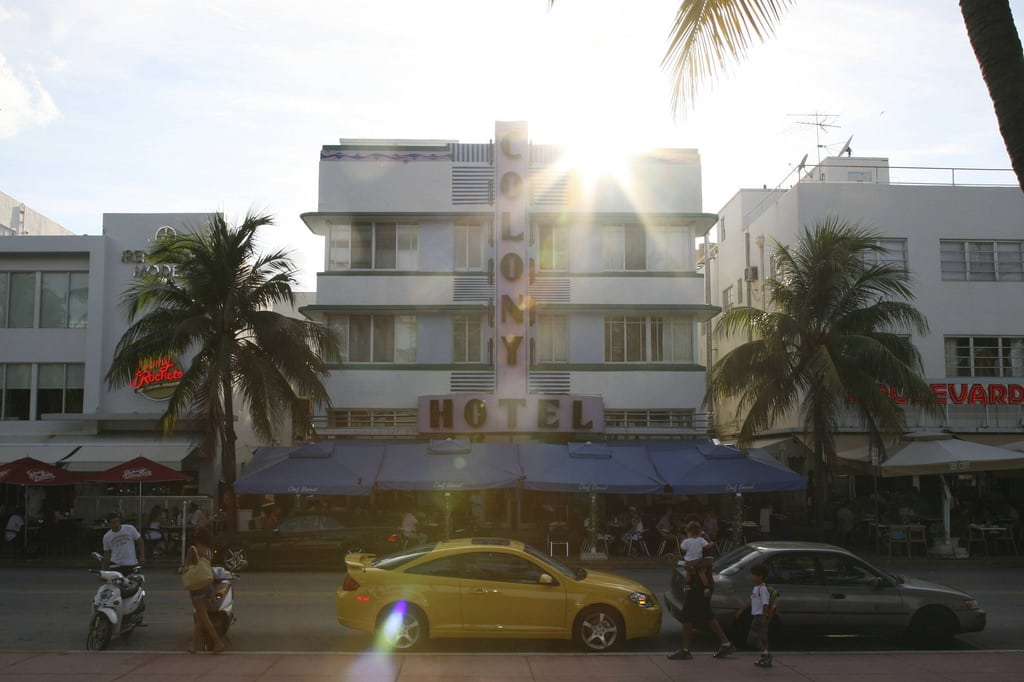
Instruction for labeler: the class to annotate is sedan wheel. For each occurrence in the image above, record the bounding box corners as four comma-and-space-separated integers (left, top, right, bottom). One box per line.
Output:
575, 606, 623, 652
378, 604, 428, 651
222, 545, 249, 572
908, 606, 957, 649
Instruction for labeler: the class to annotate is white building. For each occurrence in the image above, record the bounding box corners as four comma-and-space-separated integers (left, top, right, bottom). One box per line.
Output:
297, 122, 718, 522
703, 155, 1024, 482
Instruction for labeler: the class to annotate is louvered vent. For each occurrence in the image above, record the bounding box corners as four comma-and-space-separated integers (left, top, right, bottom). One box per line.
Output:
454, 275, 493, 302
529, 372, 571, 394
450, 371, 496, 392
530, 170, 568, 206
529, 278, 570, 303
452, 165, 493, 205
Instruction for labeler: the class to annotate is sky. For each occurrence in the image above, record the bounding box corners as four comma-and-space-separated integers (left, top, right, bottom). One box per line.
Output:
1, 0, 1021, 289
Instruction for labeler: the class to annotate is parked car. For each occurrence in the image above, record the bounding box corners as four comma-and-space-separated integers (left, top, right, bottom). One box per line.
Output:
213, 515, 395, 571
337, 537, 661, 651
663, 541, 986, 648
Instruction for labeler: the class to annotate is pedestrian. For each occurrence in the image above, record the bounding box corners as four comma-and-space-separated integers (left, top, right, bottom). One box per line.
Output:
738, 563, 775, 668
667, 550, 735, 661
678, 521, 714, 597
187, 502, 208, 529
101, 511, 144, 571
182, 525, 226, 654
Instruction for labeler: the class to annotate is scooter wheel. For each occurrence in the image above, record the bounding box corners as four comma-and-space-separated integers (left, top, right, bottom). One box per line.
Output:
86, 614, 113, 651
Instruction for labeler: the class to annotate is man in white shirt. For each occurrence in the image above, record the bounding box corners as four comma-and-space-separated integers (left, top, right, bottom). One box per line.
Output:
4, 510, 25, 546
401, 511, 426, 545
188, 502, 208, 529
101, 512, 144, 571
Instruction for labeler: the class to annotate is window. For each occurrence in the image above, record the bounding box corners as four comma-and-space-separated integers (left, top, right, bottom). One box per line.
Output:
941, 240, 1024, 281
764, 553, 819, 586
1, 364, 31, 421
1, 272, 36, 327
602, 224, 646, 270
36, 363, 85, 418
536, 315, 568, 362
736, 279, 743, 304
40, 272, 89, 328
462, 551, 545, 584
818, 554, 881, 587
945, 337, 1024, 377
538, 222, 569, 271
722, 286, 734, 310
454, 223, 484, 271
327, 222, 418, 270
646, 225, 689, 271
327, 314, 417, 363
406, 555, 463, 579
604, 409, 695, 429
604, 316, 693, 363
861, 238, 907, 272
453, 315, 483, 363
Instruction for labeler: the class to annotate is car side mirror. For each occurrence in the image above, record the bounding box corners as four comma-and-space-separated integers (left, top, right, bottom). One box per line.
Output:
538, 573, 555, 586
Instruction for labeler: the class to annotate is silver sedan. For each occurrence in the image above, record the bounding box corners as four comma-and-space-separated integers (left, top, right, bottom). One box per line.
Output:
663, 541, 986, 648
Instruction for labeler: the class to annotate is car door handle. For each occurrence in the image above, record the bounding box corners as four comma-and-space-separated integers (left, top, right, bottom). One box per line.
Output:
472, 588, 499, 594
830, 593, 846, 599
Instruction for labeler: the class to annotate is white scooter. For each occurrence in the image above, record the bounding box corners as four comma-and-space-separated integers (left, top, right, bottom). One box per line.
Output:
202, 566, 238, 649
86, 551, 146, 651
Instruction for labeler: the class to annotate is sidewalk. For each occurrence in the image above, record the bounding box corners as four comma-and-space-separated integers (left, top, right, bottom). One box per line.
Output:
0, 650, 1021, 681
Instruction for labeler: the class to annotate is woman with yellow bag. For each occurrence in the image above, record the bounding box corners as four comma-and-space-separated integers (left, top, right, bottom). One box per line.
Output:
180, 525, 226, 654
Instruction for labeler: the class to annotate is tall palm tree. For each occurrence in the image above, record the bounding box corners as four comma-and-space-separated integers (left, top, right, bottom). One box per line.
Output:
658, 0, 1024, 190
106, 212, 339, 523
704, 218, 937, 537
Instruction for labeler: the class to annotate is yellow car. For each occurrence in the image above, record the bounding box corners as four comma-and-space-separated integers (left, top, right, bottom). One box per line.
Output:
337, 537, 661, 651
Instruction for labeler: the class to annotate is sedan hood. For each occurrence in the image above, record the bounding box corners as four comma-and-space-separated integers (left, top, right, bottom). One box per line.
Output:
579, 568, 655, 594
896, 575, 974, 599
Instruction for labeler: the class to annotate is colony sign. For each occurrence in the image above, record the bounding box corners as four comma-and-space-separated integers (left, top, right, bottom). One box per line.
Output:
417, 121, 605, 434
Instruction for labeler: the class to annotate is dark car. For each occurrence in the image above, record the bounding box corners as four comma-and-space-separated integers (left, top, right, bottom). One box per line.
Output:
213, 515, 396, 571
663, 541, 986, 648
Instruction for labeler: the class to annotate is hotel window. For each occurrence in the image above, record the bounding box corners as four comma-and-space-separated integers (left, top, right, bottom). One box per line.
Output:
861, 238, 908, 272
941, 240, 1024, 281
36, 363, 85, 418
454, 223, 484, 271
646, 225, 689, 271
538, 222, 569, 271
1, 364, 31, 421
327, 314, 417, 363
327, 222, 418, 271
40, 272, 89, 328
453, 315, 483, 363
602, 224, 646, 271
0, 272, 36, 328
604, 316, 693, 363
536, 315, 569, 362
722, 286, 734, 310
945, 337, 1024, 377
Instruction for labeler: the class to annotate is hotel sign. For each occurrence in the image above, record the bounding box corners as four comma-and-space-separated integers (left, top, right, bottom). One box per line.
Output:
417, 121, 605, 434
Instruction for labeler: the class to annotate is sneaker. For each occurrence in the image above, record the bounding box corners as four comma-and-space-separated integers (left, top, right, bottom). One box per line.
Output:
755, 655, 773, 668
667, 649, 693, 660
712, 642, 736, 658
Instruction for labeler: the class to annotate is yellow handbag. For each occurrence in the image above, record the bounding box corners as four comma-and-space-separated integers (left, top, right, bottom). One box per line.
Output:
181, 547, 214, 591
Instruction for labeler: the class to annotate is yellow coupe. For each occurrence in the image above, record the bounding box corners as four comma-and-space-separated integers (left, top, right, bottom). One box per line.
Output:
337, 537, 661, 651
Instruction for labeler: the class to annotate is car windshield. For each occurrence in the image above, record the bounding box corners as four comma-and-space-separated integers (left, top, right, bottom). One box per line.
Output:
370, 543, 437, 569
523, 544, 584, 580
713, 544, 759, 575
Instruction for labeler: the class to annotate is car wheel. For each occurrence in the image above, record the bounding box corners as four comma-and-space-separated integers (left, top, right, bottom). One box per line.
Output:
907, 606, 958, 649
222, 544, 249, 572
575, 605, 624, 652
378, 603, 428, 651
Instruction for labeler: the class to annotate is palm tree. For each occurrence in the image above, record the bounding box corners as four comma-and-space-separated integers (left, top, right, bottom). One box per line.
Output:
704, 217, 937, 537
657, 0, 1024, 190
106, 212, 339, 526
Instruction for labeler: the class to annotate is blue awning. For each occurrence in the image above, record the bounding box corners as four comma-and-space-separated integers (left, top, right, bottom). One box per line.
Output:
647, 440, 806, 494
233, 440, 382, 496
374, 440, 522, 490
518, 441, 665, 494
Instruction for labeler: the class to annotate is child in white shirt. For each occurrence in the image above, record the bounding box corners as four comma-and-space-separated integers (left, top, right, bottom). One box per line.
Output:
678, 521, 713, 597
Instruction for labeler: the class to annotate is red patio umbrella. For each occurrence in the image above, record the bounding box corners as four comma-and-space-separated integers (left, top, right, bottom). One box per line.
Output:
87, 457, 191, 546
0, 457, 80, 550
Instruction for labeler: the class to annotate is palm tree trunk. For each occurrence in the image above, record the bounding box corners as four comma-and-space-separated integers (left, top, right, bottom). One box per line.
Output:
813, 441, 827, 541
221, 375, 238, 532
960, 0, 1024, 191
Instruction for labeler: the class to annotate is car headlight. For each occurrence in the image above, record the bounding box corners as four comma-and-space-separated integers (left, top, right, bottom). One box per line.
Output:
629, 592, 656, 608
964, 599, 979, 610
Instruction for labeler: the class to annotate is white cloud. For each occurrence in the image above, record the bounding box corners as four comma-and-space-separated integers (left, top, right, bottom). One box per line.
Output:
0, 52, 60, 137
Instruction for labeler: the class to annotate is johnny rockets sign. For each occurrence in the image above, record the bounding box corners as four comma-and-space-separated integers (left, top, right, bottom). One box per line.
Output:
880, 381, 1024, 405
418, 121, 604, 434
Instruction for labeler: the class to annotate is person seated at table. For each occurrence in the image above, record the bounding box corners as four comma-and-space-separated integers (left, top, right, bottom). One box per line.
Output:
265, 504, 281, 531
702, 509, 720, 541
187, 502, 208, 530
656, 508, 675, 535
4, 509, 26, 554
401, 509, 426, 545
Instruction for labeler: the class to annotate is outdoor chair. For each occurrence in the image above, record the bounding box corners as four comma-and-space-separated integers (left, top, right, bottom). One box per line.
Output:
624, 529, 649, 557
990, 526, 1018, 555
547, 522, 569, 557
656, 529, 677, 556
906, 524, 928, 558
967, 524, 988, 556
886, 525, 908, 558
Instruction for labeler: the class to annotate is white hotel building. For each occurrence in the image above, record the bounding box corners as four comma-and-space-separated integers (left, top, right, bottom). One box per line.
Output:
703, 156, 1024, 498
299, 121, 717, 447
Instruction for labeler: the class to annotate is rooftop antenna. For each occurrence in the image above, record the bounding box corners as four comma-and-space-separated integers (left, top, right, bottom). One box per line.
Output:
789, 112, 840, 164
796, 153, 808, 179
836, 135, 853, 157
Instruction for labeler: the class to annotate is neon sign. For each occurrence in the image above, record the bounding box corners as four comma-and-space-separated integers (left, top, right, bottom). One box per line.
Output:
879, 382, 1024, 406
130, 358, 184, 401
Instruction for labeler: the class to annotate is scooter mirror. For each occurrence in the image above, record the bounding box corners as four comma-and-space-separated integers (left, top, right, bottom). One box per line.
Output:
91, 551, 103, 561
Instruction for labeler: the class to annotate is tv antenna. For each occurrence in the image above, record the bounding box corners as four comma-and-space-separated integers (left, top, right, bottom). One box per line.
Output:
789, 112, 840, 164
796, 153, 808, 180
